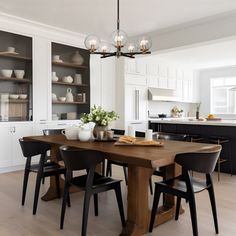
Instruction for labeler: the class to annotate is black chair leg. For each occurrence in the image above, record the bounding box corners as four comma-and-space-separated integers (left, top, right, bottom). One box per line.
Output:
67, 192, 71, 208
42, 177, 45, 184
82, 192, 92, 236
33, 171, 43, 215
60, 183, 70, 229
22, 169, 30, 206
93, 193, 98, 216
208, 185, 219, 234
175, 197, 181, 220
123, 167, 128, 185
114, 184, 126, 227
55, 174, 61, 199
189, 196, 198, 236
106, 161, 111, 176
149, 177, 153, 195
102, 160, 105, 176
149, 186, 161, 232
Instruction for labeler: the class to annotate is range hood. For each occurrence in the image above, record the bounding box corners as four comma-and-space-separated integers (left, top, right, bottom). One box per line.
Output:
148, 87, 178, 101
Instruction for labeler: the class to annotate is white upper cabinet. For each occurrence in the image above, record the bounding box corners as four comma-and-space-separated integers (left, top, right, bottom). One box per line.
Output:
146, 59, 158, 87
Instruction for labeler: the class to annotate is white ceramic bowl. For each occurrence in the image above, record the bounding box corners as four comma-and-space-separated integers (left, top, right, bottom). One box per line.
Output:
14, 70, 25, 79
9, 94, 19, 99
1, 69, 13, 78
59, 97, 66, 102
19, 94, 27, 99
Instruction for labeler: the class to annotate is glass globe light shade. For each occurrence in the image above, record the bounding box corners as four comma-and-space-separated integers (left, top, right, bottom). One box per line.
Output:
110, 29, 128, 48
126, 42, 136, 53
84, 34, 100, 52
137, 36, 152, 53
99, 42, 111, 53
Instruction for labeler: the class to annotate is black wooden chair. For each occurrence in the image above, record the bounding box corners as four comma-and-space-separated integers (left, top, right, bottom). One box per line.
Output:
106, 129, 128, 184
59, 146, 125, 236
149, 146, 221, 236
19, 138, 66, 215
148, 132, 188, 194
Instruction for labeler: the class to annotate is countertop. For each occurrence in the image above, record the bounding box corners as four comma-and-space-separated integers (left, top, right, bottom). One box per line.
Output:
149, 117, 236, 127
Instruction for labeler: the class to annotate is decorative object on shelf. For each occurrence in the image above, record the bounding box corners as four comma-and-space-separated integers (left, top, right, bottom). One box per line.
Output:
52, 72, 59, 82
52, 55, 63, 62
9, 94, 19, 99
58, 97, 66, 102
77, 93, 83, 102
74, 74, 82, 84
84, 0, 152, 58
71, 51, 84, 65
1, 69, 13, 78
171, 106, 183, 117
65, 88, 74, 102
52, 113, 59, 120
7, 47, 15, 53
19, 94, 27, 99
80, 105, 119, 138
52, 93, 57, 101
14, 70, 25, 79
62, 76, 73, 83
196, 102, 201, 120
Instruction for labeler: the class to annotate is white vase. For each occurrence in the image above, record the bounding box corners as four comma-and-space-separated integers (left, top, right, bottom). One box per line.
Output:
72, 51, 84, 65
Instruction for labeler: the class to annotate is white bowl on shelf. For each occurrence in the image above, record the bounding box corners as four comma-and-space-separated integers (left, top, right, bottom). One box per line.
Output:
14, 70, 25, 79
59, 97, 66, 102
19, 94, 27, 99
1, 69, 13, 78
9, 94, 19, 99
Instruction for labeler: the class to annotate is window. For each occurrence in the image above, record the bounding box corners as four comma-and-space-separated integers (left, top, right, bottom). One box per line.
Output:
210, 77, 236, 114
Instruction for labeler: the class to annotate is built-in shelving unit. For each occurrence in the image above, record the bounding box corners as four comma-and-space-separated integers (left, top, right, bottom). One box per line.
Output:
0, 30, 32, 122
51, 42, 90, 120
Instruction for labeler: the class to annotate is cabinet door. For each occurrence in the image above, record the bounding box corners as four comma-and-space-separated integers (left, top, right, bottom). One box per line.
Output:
0, 126, 12, 168
158, 77, 168, 89
176, 79, 183, 101
12, 124, 34, 166
146, 61, 158, 87
182, 80, 189, 102
34, 123, 48, 135
125, 85, 148, 121
125, 58, 137, 74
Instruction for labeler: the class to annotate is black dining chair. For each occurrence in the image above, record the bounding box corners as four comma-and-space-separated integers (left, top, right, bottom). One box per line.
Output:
149, 146, 221, 236
106, 129, 128, 184
148, 132, 188, 195
19, 138, 66, 215
59, 146, 125, 236
41, 128, 64, 184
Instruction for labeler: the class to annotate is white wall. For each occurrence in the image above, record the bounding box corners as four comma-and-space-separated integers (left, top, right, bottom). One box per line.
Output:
199, 66, 236, 118
148, 101, 196, 117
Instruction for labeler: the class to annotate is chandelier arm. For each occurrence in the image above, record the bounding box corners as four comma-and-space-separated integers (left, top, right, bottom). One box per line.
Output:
101, 52, 117, 58
128, 51, 152, 55
120, 52, 135, 58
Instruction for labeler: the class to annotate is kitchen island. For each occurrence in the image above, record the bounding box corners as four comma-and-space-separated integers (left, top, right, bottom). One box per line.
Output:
149, 118, 236, 174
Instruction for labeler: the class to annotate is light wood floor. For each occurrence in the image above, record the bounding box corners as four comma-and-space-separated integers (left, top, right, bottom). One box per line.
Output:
0, 167, 235, 236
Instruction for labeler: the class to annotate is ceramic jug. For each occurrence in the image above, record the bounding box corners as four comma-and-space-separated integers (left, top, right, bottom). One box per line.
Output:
61, 126, 79, 140
78, 127, 91, 142
72, 51, 84, 65
66, 88, 74, 102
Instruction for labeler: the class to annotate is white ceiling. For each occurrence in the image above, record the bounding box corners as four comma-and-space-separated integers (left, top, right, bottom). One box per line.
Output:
1, 0, 236, 38
156, 39, 236, 69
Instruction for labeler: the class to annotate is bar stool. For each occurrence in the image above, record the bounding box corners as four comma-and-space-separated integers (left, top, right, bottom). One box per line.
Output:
187, 134, 204, 143
207, 136, 233, 181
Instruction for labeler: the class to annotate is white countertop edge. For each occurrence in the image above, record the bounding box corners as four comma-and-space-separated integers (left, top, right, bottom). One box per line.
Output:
149, 118, 236, 127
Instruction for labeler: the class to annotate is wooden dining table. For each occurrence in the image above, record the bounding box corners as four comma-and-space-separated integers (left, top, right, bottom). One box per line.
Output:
25, 134, 220, 236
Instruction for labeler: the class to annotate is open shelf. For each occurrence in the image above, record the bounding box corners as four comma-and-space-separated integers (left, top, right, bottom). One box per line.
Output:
52, 101, 87, 105
0, 53, 32, 61
0, 77, 31, 83
9, 99, 29, 103
52, 81, 87, 87
52, 61, 88, 69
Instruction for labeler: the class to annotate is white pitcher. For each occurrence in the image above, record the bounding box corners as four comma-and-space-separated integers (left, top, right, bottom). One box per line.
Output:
66, 88, 74, 102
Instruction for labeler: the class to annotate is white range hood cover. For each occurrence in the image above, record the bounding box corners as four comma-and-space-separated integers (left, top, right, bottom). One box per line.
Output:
148, 87, 178, 101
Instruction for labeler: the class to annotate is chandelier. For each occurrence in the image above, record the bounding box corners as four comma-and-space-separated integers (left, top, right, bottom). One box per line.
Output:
84, 0, 152, 58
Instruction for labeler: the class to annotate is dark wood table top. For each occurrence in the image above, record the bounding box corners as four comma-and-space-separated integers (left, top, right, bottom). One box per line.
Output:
25, 134, 220, 169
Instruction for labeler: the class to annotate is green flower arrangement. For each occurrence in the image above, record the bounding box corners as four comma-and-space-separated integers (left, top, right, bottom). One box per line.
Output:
80, 105, 119, 126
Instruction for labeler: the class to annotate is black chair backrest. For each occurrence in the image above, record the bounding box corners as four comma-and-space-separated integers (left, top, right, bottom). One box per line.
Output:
157, 132, 187, 141
135, 131, 145, 137
111, 129, 125, 135
175, 147, 221, 174
43, 129, 63, 136
59, 145, 104, 171
19, 138, 51, 158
